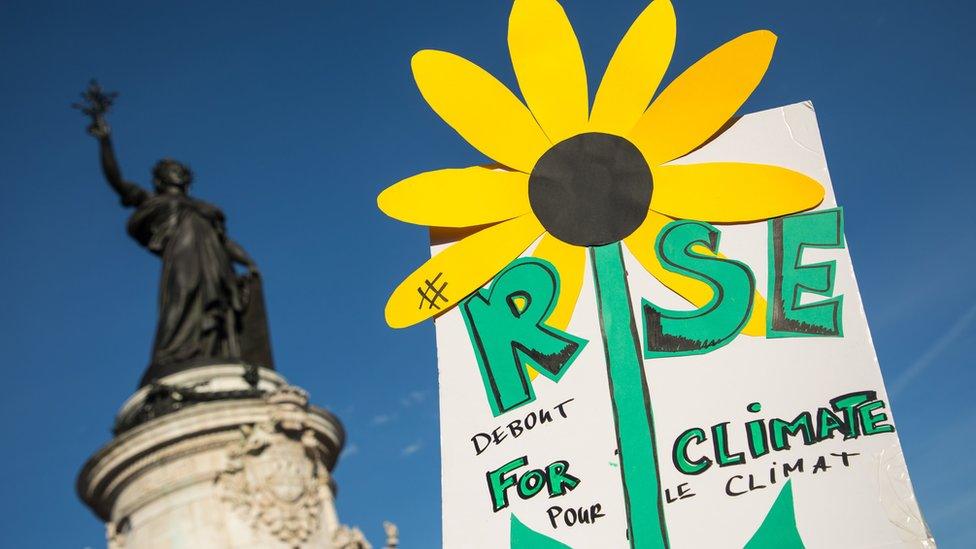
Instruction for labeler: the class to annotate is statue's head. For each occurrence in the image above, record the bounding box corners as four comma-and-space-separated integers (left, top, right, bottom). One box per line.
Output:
152, 158, 193, 193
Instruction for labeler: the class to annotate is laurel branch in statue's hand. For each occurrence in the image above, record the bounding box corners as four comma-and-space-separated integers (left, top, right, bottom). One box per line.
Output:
87, 117, 111, 139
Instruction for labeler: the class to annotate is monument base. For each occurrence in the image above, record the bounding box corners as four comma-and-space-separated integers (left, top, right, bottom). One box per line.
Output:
78, 364, 373, 549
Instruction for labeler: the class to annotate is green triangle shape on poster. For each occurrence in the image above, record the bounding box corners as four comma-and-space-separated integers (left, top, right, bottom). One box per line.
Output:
744, 480, 805, 549
510, 514, 572, 549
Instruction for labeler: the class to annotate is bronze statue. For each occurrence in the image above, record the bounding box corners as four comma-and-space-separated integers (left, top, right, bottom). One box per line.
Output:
76, 81, 273, 386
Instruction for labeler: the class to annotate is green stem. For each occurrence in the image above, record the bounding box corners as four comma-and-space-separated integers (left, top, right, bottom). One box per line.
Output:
590, 243, 668, 549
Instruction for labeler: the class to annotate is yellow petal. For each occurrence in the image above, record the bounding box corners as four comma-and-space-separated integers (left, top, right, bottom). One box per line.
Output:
589, 0, 676, 135
412, 50, 550, 173
650, 162, 824, 223
624, 210, 768, 336
385, 215, 545, 328
630, 30, 777, 165
508, 0, 588, 143
531, 234, 585, 330
742, 284, 767, 335
378, 167, 530, 227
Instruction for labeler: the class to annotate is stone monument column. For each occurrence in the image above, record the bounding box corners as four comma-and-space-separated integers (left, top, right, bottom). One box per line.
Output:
77, 364, 371, 549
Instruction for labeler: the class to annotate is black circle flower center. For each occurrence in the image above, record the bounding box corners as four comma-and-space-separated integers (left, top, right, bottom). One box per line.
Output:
529, 132, 652, 247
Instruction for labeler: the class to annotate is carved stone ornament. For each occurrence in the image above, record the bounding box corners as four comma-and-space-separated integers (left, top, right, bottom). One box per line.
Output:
383, 521, 399, 548
332, 524, 372, 549
216, 387, 330, 546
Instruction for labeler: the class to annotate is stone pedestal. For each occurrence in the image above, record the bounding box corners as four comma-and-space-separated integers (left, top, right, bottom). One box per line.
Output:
78, 364, 371, 549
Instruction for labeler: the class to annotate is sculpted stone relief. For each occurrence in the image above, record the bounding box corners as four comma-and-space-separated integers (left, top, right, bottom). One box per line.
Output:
216, 388, 331, 547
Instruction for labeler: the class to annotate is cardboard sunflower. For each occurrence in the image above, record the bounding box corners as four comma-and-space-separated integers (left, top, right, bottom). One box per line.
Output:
379, 0, 823, 331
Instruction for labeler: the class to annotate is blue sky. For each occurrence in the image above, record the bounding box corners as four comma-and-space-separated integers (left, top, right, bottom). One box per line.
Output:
1, 0, 974, 547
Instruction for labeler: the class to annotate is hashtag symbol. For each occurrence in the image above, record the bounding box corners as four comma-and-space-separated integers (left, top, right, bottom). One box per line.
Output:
418, 272, 449, 310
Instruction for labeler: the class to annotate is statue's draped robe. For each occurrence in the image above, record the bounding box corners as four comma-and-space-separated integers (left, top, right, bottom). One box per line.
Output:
125, 191, 243, 368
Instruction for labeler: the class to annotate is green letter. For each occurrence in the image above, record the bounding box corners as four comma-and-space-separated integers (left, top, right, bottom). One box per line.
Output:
858, 400, 895, 436
462, 259, 587, 416
517, 469, 547, 499
768, 208, 845, 337
831, 391, 873, 439
643, 220, 755, 358
769, 413, 815, 451
487, 456, 527, 512
816, 407, 848, 440
545, 460, 581, 497
672, 427, 712, 475
712, 422, 746, 467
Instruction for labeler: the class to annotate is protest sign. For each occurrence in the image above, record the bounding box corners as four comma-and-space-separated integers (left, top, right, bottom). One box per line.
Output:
379, 1, 930, 546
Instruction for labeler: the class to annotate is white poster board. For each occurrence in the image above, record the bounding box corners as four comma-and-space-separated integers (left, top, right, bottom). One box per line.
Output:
432, 103, 930, 548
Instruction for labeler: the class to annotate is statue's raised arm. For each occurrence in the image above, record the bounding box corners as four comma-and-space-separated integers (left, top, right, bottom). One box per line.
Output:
74, 80, 148, 208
